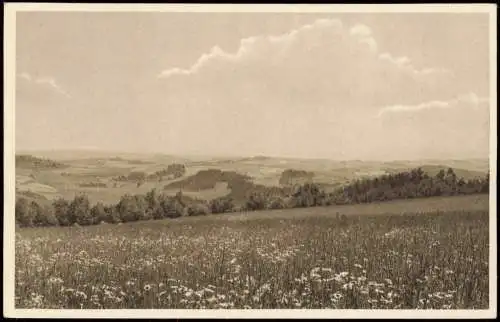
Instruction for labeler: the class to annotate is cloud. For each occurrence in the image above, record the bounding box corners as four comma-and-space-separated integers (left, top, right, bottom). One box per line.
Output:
377, 92, 489, 117
377, 52, 451, 78
150, 18, 488, 160
34, 77, 71, 98
156, 18, 458, 115
17, 73, 71, 98
18, 72, 32, 81
158, 19, 448, 82
349, 24, 378, 53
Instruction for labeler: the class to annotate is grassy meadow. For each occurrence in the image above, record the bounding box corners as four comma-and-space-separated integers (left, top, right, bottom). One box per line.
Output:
15, 195, 489, 309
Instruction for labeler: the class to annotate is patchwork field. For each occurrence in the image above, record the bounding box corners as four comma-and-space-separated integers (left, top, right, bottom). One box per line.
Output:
15, 195, 490, 309
15, 152, 489, 206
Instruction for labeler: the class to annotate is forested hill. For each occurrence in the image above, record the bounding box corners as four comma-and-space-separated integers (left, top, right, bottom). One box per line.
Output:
15, 166, 489, 228
15, 155, 67, 169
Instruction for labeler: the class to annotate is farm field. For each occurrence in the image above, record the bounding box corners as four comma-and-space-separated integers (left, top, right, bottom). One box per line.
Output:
15, 195, 490, 309
15, 152, 489, 206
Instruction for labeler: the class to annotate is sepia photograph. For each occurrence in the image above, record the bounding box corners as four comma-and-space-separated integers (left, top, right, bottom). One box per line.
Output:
3, 3, 497, 319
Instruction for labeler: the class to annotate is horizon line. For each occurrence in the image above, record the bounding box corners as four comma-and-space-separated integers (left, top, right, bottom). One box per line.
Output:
14, 148, 489, 163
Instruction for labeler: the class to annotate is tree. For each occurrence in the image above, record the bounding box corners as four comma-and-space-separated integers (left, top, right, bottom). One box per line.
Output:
292, 183, 323, 208
69, 194, 92, 225
145, 188, 165, 219
164, 163, 186, 179
104, 205, 121, 224
91, 202, 108, 224
53, 198, 71, 226
210, 197, 234, 214
436, 169, 446, 181
186, 203, 210, 216
15, 198, 33, 227
159, 196, 185, 218
31, 202, 58, 227
245, 192, 267, 211
267, 196, 287, 210
117, 194, 149, 222
481, 173, 489, 193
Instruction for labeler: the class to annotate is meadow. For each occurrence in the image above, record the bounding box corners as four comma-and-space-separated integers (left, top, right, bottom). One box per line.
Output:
15, 195, 489, 309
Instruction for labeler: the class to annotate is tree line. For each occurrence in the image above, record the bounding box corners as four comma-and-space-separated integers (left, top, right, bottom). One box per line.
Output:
15, 167, 489, 228
16, 155, 67, 169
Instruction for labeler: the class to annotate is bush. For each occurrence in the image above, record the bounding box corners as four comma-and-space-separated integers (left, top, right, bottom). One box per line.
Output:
267, 197, 287, 210
245, 193, 267, 211
186, 203, 210, 216
210, 197, 234, 214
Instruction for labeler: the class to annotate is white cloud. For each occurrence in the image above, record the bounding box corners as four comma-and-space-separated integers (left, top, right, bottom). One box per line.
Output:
158, 18, 448, 82
17, 73, 71, 98
150, 18, 488, 159
349, 24, 378, 53
378, 92, 489, 117
156, 17, 457, 116
18, 72, 32, 81
34, 77, 71, 98
349, 24, 372, 38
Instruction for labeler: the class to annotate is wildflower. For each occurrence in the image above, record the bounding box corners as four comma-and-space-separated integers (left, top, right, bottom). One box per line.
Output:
143, 284, 152, 292
206, 296, 217, 304
48, 277, 64, 285
381, 297, 393, 304
76, 291, 88, 300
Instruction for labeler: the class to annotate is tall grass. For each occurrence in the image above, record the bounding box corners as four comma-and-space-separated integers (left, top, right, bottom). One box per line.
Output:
15, 209, 488, 309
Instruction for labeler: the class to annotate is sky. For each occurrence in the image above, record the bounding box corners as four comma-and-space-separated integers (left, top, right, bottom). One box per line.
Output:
15, 12, 491, 160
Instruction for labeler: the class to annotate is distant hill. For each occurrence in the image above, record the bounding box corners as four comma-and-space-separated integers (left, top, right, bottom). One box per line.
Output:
279, 169, 315, 186
164, 169, 251, 191
15, 190, 53, 207
163, 169, 291, 205
15, 154, 67, 169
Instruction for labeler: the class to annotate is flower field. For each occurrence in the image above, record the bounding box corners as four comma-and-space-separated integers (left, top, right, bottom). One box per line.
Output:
15, 203, 489, 309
